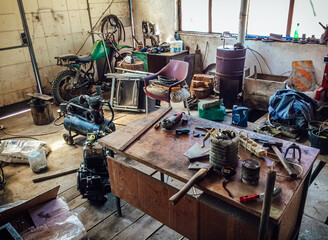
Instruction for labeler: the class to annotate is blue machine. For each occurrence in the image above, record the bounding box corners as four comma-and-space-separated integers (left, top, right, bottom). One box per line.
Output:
59, 95, 115, 145
232, 106, 248, 127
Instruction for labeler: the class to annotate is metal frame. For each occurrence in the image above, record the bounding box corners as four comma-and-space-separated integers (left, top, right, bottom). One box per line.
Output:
17, 0, 42, 93
105, 68, 151, 113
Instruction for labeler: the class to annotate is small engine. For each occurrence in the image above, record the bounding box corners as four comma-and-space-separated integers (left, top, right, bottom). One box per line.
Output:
59, 95, 115, 145
77, 132, 112, 202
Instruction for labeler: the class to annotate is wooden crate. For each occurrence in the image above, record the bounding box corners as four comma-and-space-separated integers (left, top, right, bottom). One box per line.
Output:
243, 74, 288, 111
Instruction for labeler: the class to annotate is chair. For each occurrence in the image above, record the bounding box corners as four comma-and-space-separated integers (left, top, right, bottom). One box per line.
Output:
144, 60, 190, 114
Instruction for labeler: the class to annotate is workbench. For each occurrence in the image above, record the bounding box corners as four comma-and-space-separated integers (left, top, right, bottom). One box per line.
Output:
99, 108, 320, 240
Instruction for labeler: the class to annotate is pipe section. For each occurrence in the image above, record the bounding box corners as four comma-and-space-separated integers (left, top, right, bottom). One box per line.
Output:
236, 0, 249, 48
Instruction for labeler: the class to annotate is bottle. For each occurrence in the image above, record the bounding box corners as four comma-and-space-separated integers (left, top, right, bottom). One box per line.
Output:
294, 23, 300, 39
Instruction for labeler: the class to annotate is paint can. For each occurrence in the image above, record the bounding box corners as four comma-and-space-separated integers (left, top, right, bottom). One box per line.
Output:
241, 159, 261, 185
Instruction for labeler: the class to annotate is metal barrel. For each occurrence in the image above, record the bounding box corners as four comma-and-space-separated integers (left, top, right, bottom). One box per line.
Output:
215, 46, 246, 108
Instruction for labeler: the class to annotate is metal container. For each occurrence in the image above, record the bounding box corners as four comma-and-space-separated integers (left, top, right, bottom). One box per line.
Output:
241, 159, 261, 185
215, 46, 246, 108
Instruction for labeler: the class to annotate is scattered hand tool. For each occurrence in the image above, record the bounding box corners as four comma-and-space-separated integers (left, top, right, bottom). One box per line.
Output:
284, 143, 301, 162
239, 187, 282, 203
195, 126, 213, 132
161, 112, 183, 129
165, 129, 190, 135
183, 143, 210, 160
252, 138, 283, 148
201, 128, 215, 147
153, 121, 161, 130
169, 162, 213, 205
263, 141, 297, 178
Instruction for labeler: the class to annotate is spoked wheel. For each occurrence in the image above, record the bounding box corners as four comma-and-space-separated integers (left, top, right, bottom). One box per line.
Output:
63, 133, 74, 145
51, 70, 85, 104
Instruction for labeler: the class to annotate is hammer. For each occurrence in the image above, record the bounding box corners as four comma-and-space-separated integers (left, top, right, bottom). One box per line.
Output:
169, 162, 212, 205
263, 141, 297, 178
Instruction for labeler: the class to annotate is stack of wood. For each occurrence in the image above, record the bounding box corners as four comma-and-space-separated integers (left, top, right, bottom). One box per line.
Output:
190, 74, 214, 99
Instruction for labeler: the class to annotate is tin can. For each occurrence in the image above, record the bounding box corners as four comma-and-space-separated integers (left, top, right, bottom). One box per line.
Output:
241, 159, 261, 186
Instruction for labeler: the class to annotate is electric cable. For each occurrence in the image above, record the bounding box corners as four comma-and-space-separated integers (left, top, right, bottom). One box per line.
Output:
246, 47, 263, 73
0, 136, 39, 141
100, 14, 125, 43
246, 47, 272, 74
0, 127, 64, 137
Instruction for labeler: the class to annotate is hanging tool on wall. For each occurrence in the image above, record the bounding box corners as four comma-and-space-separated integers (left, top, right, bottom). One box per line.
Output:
142, 20, 158, 46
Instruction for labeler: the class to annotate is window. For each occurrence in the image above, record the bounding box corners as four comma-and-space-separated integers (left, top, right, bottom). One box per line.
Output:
291, 0, 328, 38
181, 0, 208, 32
247, 0, 289, 36
179, 0, 328, 38
212, 0, 240, 34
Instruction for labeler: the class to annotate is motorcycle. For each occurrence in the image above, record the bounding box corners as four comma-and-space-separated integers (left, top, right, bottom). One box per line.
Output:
51, 28, 132, 104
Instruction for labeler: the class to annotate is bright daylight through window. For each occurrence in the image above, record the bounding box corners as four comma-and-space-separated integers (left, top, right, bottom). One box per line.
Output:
180, 0, 328, 38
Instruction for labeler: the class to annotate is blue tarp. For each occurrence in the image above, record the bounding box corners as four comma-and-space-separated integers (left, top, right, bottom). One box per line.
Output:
269, 89, 319, 124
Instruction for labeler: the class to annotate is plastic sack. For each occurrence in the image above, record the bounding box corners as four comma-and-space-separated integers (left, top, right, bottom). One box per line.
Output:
21, 198, 86, 240
0, 140, 51, 164
170, 88, 190, 102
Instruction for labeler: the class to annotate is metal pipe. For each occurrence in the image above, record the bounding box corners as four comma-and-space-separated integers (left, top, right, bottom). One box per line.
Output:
236, 0, 249, 48
17, 0, 42, 93
258, 170, 276, 240
129, 0, 136, 48
86, 0, 95, 44
0, 45, 27, 52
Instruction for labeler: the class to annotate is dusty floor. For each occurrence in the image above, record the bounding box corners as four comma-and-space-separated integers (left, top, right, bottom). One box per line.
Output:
0, 101, 327, 239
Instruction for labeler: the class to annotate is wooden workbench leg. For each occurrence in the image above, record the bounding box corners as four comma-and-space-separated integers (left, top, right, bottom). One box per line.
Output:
310, 161, 326, 185
292, 169, 312, 239
115, 196, 122, 217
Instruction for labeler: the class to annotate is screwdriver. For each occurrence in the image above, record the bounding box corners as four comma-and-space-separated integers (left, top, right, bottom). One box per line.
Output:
239, 187, 282, 203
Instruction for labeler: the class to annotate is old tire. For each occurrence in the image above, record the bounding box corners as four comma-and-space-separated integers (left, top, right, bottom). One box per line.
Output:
51, 70, 85, 104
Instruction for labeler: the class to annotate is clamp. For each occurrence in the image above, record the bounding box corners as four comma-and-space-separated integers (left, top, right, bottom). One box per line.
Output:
284, 143, 302, 162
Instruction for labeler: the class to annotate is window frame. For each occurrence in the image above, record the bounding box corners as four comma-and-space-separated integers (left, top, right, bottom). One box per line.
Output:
178, 0, 296, 37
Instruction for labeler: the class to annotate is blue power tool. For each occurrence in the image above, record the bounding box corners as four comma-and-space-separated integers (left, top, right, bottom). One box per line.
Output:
232, 106, 248, 127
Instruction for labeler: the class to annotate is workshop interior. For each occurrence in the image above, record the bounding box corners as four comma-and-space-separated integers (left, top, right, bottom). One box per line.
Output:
0, 0, 328, 239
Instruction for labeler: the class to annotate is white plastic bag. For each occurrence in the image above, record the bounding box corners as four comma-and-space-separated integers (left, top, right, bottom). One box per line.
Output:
0, 140, 51, 164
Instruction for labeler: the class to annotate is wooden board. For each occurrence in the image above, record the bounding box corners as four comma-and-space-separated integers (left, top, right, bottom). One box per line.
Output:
100, 110, 320, 224
32, 167, 79, 183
